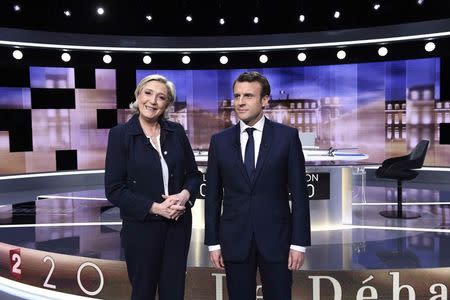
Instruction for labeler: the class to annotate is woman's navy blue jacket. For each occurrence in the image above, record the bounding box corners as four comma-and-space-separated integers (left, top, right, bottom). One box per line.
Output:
105, 114, 201, 222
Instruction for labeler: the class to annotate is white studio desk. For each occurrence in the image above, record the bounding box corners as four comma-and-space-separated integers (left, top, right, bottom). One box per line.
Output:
193, 149, 369, 163
193, 149, 369, 230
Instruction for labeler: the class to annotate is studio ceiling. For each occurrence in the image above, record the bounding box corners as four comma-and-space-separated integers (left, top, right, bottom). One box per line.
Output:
1, 0, 449, 36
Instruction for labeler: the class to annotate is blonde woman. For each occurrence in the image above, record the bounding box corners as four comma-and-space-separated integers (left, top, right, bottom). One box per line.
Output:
105, 74, 201, 300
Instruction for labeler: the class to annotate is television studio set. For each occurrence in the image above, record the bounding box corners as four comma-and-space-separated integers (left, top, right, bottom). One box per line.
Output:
0, 1, 450, 299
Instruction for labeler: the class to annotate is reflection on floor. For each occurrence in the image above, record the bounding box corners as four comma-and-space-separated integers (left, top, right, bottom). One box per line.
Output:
352, 185, 450, 229
0, 181, 450, 272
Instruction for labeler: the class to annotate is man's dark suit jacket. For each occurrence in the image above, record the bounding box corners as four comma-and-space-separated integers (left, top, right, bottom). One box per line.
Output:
105, 114, 201, 222
205, 118, 311, 262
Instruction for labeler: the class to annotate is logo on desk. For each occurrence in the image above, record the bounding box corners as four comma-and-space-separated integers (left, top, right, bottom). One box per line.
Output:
307, 172, 330, 200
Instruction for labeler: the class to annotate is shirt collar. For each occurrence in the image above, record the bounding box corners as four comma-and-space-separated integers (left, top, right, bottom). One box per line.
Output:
239, 115, 265, 134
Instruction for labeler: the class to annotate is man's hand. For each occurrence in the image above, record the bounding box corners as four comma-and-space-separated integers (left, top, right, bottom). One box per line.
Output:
209, 249, 225, 269
288, 249, 305, 270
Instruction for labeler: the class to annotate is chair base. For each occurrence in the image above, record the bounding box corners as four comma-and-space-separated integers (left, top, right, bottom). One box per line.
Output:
437, 223, 450, 230
379, 210, 421, 219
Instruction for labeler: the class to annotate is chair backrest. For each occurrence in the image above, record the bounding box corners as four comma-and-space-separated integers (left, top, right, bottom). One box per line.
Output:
408, 140, 429, 168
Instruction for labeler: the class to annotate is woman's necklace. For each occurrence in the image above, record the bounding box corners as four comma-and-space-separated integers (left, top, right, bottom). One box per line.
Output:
139, 117, 161, 147
144, 124, 160, 147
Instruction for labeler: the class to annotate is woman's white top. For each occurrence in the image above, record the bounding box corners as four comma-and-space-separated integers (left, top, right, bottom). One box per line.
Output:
148, 135, 169, 196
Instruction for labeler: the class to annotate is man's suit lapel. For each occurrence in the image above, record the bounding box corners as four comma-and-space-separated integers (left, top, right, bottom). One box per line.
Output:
252, 118, 273, 187
232, 124, 252, 187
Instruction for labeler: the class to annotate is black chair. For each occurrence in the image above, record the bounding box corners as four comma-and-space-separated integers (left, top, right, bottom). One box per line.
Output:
376, 140, 429, 219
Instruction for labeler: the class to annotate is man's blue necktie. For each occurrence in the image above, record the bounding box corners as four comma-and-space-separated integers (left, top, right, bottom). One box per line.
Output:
244, 128, 256, 180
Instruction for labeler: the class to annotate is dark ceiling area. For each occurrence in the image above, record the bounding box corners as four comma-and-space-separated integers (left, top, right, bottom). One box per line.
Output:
0, 0, 450, 36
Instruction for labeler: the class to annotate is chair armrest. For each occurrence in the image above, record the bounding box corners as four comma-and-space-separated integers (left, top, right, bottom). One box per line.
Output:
381, 154, 409, 167
386, 158, 421, 172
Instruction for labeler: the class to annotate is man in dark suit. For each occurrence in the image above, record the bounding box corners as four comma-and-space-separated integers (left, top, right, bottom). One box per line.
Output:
205, 71, 311, 299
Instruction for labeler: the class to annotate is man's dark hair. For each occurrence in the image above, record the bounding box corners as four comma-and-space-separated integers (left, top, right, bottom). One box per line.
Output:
233, 71, 271, 98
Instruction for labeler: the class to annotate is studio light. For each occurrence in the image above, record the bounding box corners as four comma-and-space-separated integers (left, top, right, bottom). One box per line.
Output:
299, 14, 305, 22
219, 18, 225, 25
253, 16, 259, 24
297, 52, 307, 62
12, 50, 23, 60
425, 41, 435, 52
143, 55, 152, 64
186, 15, 193, 22
13, 4, 21, 12
103, 54, 112, 64
182, 55, 191, 64
417, 0, 424, 5
145, 15, 152, 21
373, 3, 381, 10
219, 56, 228, 64
259, 54, 268, 64
378, 46, 388, 56
334, 11, 341, 19
63, 10, 71, 17
61, 52, 71, 62
337, 50, 346, 59
97, 7, 105, 15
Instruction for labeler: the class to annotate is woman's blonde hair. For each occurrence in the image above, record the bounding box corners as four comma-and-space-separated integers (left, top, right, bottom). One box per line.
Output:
129, 74, 176, 114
